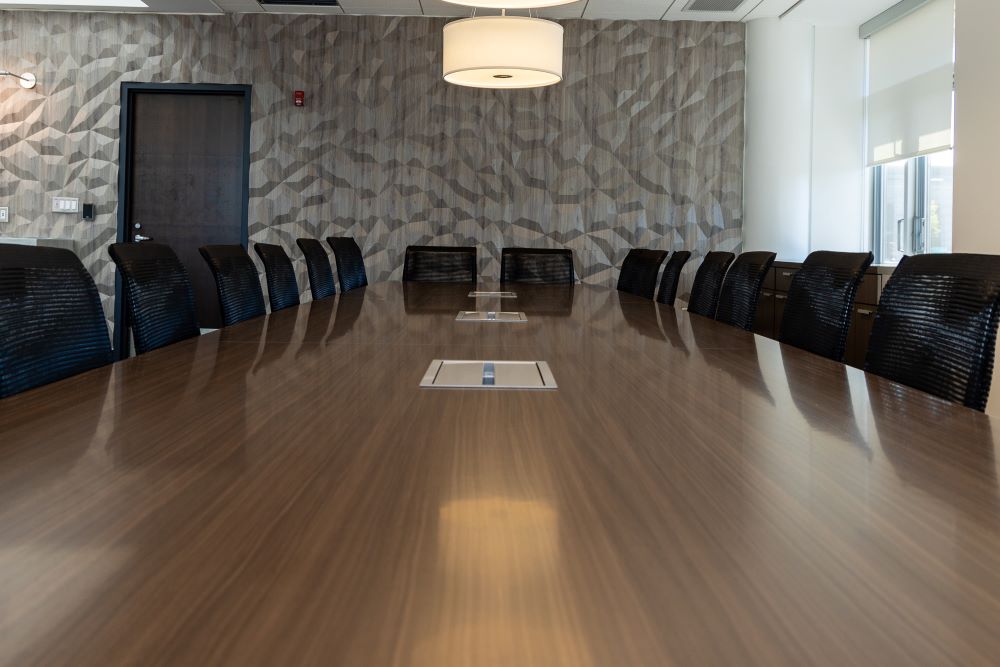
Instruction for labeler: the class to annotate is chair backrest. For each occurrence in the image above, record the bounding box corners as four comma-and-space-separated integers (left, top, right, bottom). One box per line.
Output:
0, 244, 112, 398
108, 242, 200, 354
715, 251, 777, 330
687, 251, 736, 318
865, 253, 1000, 411
779, 250, 874, 361
253, 243, 300, 312
500, 248, 575, 284
198, 244, 267, 326
327, 237, 369, 292
617, 249, 668, 300
656, 251, 692, 306
402, 245, 477, 283
296, 238, 337, 301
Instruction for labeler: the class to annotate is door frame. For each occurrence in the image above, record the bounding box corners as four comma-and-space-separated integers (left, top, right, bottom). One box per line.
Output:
113, 82, 253, 359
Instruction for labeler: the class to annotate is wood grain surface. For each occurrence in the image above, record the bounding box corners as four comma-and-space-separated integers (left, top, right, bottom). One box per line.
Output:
1, 283, 999, 666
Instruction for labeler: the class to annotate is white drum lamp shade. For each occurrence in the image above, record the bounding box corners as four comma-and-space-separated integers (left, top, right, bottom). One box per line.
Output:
443, 16, 564, 89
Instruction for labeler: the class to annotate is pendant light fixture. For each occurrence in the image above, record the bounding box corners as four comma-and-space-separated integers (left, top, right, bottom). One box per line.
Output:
442, 1, 574, 90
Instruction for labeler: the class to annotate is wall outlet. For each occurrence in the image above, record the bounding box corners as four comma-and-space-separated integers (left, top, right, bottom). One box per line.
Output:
0, 207, 7, 223
52, 197, 80, 214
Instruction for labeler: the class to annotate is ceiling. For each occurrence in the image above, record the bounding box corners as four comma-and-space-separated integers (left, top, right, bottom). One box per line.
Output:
0, 0, 902, 27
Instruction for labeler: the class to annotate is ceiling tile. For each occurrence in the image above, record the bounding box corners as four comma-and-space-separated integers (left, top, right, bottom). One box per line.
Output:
419, 0, 472, 16
583, 0, 671, 21
535, 0, 586, 19
339, 0, 421, 15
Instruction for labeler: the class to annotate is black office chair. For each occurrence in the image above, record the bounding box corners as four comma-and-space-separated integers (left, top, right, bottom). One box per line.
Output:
865, 254, 1000, 411
686, 251, 736, 318
656, 251, 692, 306
108, 242, 200, 354
296, 238, 337, 301
253, 243, 300, 313
500, 248, 575, 284
198, 245, 267, 326
327, 236, 369, 292
715, 251, 776, 330
402, 245, 477, 283
0, 244, 112, 398
779, 250, 873, 361
617, 249, 668, 300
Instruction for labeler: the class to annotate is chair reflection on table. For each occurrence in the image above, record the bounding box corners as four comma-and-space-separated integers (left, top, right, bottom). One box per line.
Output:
108, 334, 250, 468
688, 315, 774, 405
869, 377, 999, 495
0, 363, 113, 474
516, 285, 575, 317
403, 282, 473, 315
779, 345, 866, 451
328, 288, 366, 341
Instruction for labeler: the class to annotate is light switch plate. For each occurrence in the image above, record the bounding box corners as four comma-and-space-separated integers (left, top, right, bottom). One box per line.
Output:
52, 197, 80, 214
0, 207, 7, 223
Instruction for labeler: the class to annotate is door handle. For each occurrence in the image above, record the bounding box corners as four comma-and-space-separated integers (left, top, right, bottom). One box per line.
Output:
134, 234, 152, 242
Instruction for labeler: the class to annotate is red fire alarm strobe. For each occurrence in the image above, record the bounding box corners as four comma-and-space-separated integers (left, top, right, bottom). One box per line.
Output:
294, 90, 305, 107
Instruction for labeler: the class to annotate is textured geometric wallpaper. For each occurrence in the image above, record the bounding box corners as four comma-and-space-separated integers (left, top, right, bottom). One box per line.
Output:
0, 12, 745, 324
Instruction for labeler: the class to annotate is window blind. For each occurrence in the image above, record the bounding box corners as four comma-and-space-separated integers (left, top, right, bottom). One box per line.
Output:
866, 0, 955, 166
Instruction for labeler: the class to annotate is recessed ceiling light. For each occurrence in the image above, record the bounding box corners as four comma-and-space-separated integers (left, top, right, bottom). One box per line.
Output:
440, 0, 578, 8
0, 0, 146, 6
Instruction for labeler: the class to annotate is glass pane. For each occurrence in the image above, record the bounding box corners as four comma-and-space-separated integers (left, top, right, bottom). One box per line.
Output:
879, 158, 908, 264
925, 149, 954, 254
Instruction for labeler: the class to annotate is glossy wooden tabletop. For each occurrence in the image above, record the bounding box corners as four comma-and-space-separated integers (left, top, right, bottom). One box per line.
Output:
2, 283, 999, 666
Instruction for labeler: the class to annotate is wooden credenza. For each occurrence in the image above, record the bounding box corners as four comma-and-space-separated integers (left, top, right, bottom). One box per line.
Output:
753, 261, 890, 369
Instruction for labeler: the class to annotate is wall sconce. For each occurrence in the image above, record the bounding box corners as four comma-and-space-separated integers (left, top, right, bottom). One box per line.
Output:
0, 71, 37, 89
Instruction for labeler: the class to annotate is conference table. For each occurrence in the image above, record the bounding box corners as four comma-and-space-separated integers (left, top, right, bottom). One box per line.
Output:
2, 282, 999, 665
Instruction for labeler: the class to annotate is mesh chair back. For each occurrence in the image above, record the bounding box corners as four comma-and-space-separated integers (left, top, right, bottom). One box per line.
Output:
779, 251, 873, 361
865, 253, 1000, 411
687, 251, 736, 317
253, 243, 300, 312
296, 238, 336, 300
656, 251, 692, 306
327, 237, 369, 292
617, 249, 668, 300
108, 242, 199, 354
402, 245, 477, 283
500, 248, 575, 284
198, 245, 266, 326
0, 244, 112, 398
715, 251, 777, 330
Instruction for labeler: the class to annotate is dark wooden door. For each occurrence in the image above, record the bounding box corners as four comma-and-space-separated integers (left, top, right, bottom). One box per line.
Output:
123, 89, 250, 331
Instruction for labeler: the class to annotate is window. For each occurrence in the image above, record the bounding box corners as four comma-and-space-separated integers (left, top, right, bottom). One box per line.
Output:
870, 149, 953, 265
865, 0, 955, 265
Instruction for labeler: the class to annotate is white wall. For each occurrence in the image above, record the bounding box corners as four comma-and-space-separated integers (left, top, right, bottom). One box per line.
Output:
953, 0, 1000, 415
743, 18, 814, 261
810, 27, 867, 253
953, 0, 1000, 253
743, 19, 867, 261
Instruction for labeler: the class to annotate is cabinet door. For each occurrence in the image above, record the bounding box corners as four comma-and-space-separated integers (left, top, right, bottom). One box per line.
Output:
773, 292, 788, 338
775, 267, 799, 292
846, 304, 877, 369
753, 290, 776, 338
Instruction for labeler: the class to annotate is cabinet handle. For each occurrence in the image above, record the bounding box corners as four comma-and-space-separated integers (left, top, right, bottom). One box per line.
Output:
775, 294, 787, 301
781, 271, 795, 277
858, 308, 874, 317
